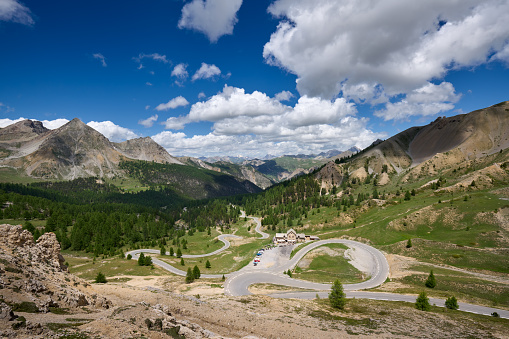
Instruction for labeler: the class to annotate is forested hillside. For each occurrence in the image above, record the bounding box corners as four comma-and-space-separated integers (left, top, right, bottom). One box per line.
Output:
0, 178, 240, 257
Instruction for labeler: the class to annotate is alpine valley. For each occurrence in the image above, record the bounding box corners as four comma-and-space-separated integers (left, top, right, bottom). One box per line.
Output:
0, 102, 508, 338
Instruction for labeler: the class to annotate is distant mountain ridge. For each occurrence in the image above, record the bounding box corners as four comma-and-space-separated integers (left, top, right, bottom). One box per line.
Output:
0, 118, 182, 180
0, 118, 261, 199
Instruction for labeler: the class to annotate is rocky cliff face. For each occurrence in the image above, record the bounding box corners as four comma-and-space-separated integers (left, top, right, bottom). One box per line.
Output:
0, 224, 111, 334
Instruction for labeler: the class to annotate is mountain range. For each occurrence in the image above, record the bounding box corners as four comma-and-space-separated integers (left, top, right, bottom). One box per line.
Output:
0, 101, 508, 197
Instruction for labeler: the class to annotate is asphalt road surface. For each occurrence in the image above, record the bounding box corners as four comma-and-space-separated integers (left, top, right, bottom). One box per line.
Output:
127, 213, 509, 319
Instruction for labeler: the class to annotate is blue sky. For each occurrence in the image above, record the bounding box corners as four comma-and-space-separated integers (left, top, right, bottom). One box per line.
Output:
1, 0, 509, 158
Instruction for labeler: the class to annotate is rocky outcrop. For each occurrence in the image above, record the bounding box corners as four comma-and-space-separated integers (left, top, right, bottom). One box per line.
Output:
0, 224, 66, 271
0, 224, 111, 319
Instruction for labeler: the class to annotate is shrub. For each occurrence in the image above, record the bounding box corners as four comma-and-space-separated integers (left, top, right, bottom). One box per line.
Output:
126, 254, 132, 260
445, 296, 458, 310
205, 260, 211, 268
406, 239, 412, 248
95, 272, 107, 284
415, 292, 430, 311
12, 302, 39, 313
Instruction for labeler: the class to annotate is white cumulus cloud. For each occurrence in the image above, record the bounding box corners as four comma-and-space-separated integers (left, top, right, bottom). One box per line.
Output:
192, 63, 221, 81
0, 117, 69, 129
263, 0, 509, 110
87, 121, 139, 142
155, 96, 190, 111
375, 82, 461, 121
171, 63, 189, 79
178, 0, 243, 43
156, 85, 383, 157
0, 0, 33, 25
138, 114, 158, 128
187, 85, 288, 122
274, 90, 294, 102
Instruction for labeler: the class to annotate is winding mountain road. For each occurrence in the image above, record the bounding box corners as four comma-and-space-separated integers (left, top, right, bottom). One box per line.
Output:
127, 212, 509, 319
240, 211, 269, 239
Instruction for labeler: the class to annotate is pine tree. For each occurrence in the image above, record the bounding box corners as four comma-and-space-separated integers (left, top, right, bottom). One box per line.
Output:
328, 279, 346, 309
138, 252, 145, 266
445, 296, 459, 310
160, 246, 166, 256
406, 239, 412, 248
169, 247, 174, 257
425, 270, 437, 288
193, 265, 201, 279
404, 190, 411, 201
185, 267, 194, 283
415, 291, 431, 311
176, 248, 182, 258
95, 272, 107, 283
180, 258, 185, 266
205, 260, 211, 268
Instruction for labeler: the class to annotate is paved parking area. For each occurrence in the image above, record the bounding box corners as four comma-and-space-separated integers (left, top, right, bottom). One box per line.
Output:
250, 244, 294, 271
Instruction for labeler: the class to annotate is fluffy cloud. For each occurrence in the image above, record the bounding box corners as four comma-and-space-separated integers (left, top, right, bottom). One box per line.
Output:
138, 114, 158, 128
198, 92, 206, 99
263, 0, 509, 103
171, 63, 189, 79
93, 53, 107, 67
40, 119, 69, 129
0, 117, 24, 127
87, 121, 139, 142
156, 85, 382, 157
375, 82, 461, 121
192, 63, 221, 81
153, 117, 381, 158
0, 117, 69, 129
178, 0, 243, 43
155, 96, 189, 111
187, 85, 288, 122
274, 90, 294, 102
0, 0, 34, 25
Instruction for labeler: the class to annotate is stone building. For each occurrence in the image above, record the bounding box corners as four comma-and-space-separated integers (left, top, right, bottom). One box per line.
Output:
273, 228, 319, 244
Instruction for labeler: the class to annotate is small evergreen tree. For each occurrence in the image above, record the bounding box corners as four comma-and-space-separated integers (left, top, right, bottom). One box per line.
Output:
445, 296, 458, 310
180, 258, 185, 266
138, 252, 145, 266
126, 254, 132, 260
169, 247, 174, 257
205, 260, 211, 268
404, 190, 411, 201
160, 246, 166, 256
328, 279, 346, 309
425, 270, 437, 288
185, 267, 194, 283
144, 255, 152, 266
406, 239, 412, 248
415, 291, 431, 311
222, 274, 225, 281
193, 265, 201, 279
95, 272, 107, 283
176, 248, 182, 258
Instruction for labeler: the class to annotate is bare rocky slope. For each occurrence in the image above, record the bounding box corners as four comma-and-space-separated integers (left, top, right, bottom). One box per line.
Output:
0, 118, 182, 180
316, 101, 509, 188
0, 224, 222, 338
